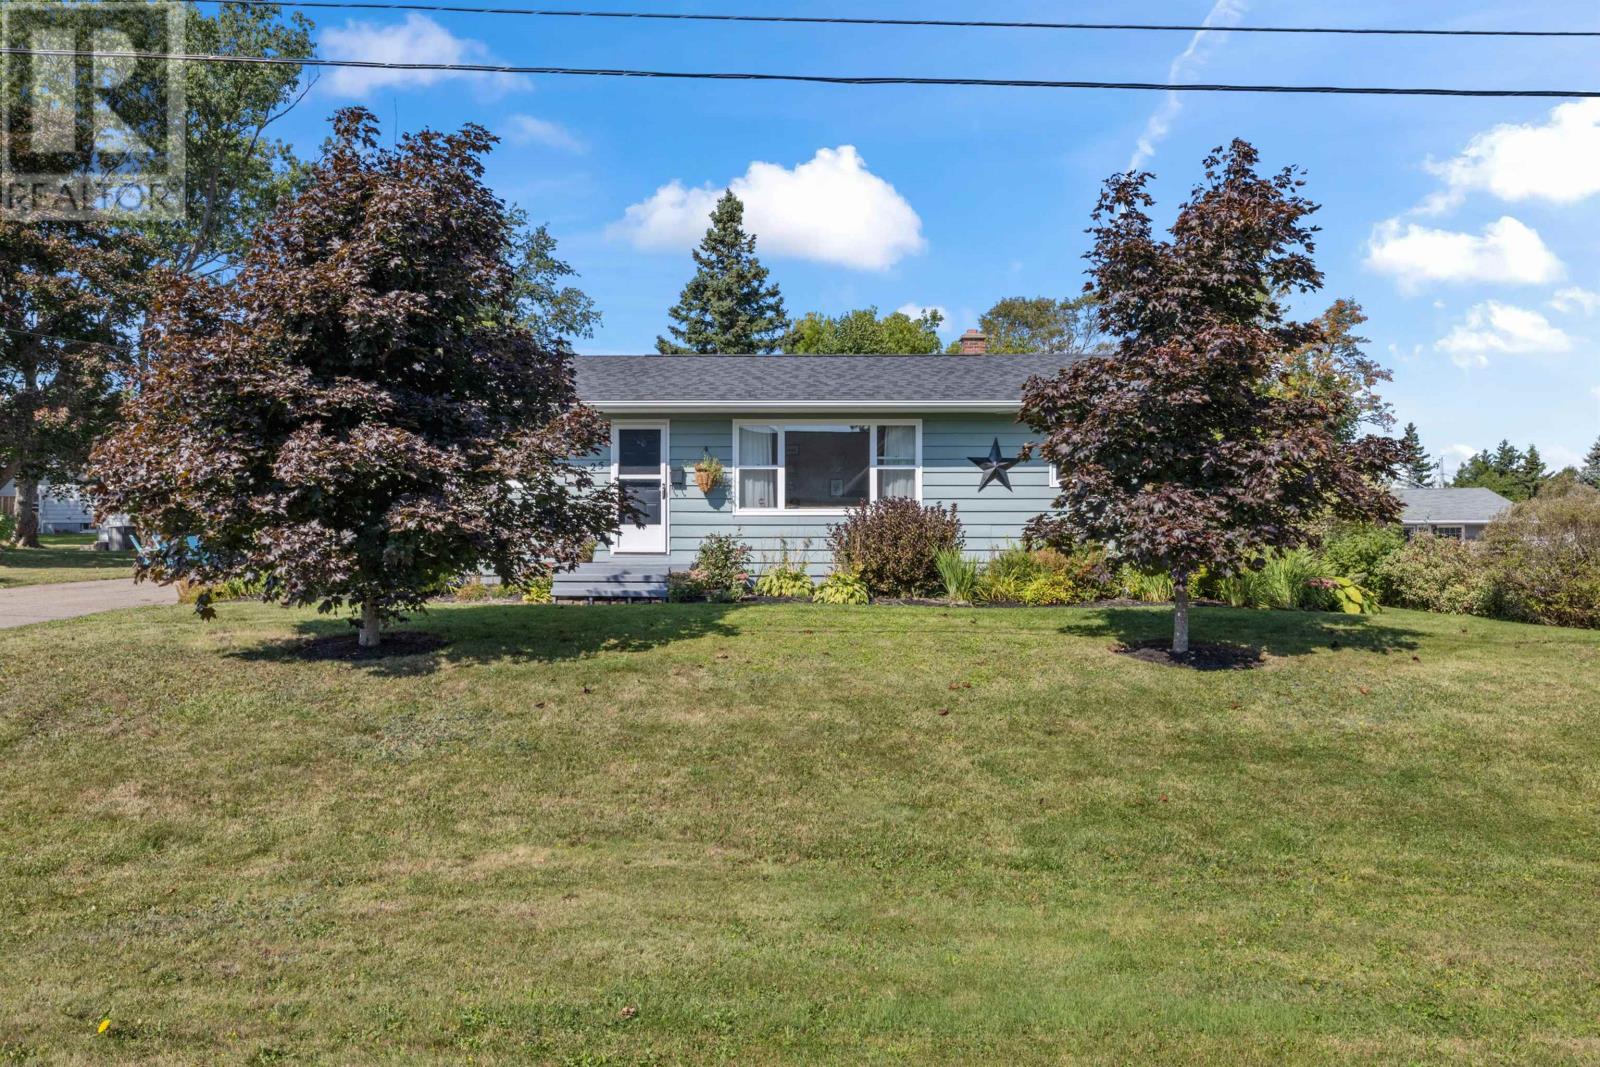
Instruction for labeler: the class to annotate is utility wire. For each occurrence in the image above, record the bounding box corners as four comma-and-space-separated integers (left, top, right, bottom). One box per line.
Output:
222, 1, 1600, 40
4, 46, 1598, 99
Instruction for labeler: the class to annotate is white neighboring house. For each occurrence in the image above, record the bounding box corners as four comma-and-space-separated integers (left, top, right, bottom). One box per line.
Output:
1394, 487, 1513, 542
0, 480, 96, 533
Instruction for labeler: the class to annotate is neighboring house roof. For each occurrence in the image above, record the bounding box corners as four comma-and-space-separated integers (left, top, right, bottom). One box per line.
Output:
1394, 487, 1513, 525
573, 354, 1083, 412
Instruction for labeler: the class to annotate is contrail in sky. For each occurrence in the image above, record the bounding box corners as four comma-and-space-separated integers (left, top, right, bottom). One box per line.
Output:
1128, 0, 1248, 170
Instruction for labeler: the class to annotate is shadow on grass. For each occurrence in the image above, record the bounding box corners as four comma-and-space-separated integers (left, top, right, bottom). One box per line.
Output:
227, 602, 742, 677
1058, 605, 1425, 659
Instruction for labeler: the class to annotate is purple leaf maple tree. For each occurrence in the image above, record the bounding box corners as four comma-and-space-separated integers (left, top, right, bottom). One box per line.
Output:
91, 108, 628, 647
1022, 140, 1404, 654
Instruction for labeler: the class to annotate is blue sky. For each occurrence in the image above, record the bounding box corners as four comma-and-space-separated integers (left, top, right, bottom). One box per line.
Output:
263, 0, 1600, 476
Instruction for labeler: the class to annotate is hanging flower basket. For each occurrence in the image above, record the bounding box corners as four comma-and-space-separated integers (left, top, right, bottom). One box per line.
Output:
694, 453, 724, 494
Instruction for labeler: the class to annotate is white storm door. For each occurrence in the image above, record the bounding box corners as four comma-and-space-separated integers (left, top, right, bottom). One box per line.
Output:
612, 423, 669, 554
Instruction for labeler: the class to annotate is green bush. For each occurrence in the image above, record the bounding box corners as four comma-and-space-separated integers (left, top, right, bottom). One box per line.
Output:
1480, 487, 1600, 629
0, 512, 15, 544
1371, 534, 1490, 616
1213, 550, 1330, 610
974, 545, 1041, 604
1306, 576, 1381, 615
828, 498, 962, 597
1021, 572, 1091, 606
521, 575, 553, 604
1319, 522, 1404, 586
670, 534, 752, 602
1118, 566, 1174, 603
754, 565, 814, 598
934, 548, 978, 603
753, 538, 814, 598
812, 570, 869, 605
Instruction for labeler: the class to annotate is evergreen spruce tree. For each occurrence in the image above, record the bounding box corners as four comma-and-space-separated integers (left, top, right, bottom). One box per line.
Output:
656, 191, 789, 354
1398, 422, 1437, 487
1581, 435, 1600, 490
1518, 445, 1548, 499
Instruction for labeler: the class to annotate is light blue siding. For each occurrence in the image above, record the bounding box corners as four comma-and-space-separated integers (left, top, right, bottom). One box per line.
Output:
590, 413, 1057, 576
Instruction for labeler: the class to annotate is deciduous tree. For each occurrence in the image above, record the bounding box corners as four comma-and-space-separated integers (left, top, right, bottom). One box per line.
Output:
657, 191, 788, 354
956, 294, 1106, 354
1021, 140, 1403, 654
0, 223, 147, 547
90, 109, 626, 647
506, 210, 601, 350
785, 306, 942, 354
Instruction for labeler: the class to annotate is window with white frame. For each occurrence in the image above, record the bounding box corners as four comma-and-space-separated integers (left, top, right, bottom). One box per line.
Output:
734, 420, 920, 513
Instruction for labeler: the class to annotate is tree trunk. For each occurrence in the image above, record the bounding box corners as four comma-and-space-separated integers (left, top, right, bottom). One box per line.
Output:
11, 479, 41, 548
1171, 572, 1190, 655
358, 598, 382, 649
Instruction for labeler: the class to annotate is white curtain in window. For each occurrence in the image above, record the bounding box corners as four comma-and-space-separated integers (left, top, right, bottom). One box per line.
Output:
739, 469, 778, 509
739, 426, 778, 465
878, 468, 916, 499
878, 424, 916, 466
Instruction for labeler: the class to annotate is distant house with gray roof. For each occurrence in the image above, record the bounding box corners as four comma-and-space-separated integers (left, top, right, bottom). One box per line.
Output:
1393, 487, 1513, 541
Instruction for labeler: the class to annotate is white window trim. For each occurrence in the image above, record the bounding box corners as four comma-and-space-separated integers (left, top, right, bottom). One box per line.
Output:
732, 418, 922, 515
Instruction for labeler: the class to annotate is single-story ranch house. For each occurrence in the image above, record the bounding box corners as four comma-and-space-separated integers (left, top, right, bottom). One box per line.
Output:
1393, 486, 1512, 541
559, 352, 1074, 598
0, 479, 96, 533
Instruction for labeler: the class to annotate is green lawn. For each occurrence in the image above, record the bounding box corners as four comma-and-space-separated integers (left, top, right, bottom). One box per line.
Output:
0, 534, 134, 589
1, 601, 1597, 1063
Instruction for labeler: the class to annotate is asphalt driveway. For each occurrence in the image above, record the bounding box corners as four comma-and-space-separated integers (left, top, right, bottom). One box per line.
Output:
0, 579, 177, 629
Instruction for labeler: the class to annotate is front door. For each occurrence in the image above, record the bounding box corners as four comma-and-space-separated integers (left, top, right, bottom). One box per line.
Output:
612, 422, 669, 554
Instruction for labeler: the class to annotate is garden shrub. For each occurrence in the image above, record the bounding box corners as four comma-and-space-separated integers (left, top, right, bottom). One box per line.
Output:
1306, 576, 1381, 615
1319, 522, 1404, 586
975, 545, 1041, 603
672, 533, 752, 602
1210, 549, 1330, 610
934, 548, 978, 603
828, 498, 962, 597
1118, 565, 1174, 603
1021, 572, 1091, 606
753, 538, 814, 598
754, 565, 814, 598
1480, 487, 1600, 629
1370, 534, 1491, 616
521, 575, 553, 603
812, 570, 869, 605
453, 579, 492, 602
0, 512, 14, 544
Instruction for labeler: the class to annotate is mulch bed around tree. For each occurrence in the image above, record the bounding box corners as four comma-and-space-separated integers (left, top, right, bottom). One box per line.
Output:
279, 631, 450, 662
1113, 639, 1265, 671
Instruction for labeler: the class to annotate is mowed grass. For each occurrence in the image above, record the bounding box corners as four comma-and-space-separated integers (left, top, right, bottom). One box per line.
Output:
1, 601, 1598, 1064
0, 535, 134, 589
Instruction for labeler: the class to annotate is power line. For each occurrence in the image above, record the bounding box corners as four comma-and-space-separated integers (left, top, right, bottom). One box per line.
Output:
223, 1, 1600, 40
3, 47, 1599, 98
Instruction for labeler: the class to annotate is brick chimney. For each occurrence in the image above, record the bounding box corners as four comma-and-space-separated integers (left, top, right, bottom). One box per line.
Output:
958, 328, 987, 355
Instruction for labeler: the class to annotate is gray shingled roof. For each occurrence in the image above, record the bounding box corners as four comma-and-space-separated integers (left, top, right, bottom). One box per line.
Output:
573, 354, 1081, 408
1394, 487, 1513, 525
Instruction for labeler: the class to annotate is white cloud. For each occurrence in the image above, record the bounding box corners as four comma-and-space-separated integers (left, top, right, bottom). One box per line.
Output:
1434, 301, 1573, 368
504, 114, 584, 153
319, 15, 526, 98
1591, 385, 1600, 403
1444, 443, 1479, 462
896, 303, 951, 331
1365, 216, 1564, 292
1127, 0, 1247, 170
608, 146, 925, 271
1550, 286, 1600, 316
1425, 100, 1600, 209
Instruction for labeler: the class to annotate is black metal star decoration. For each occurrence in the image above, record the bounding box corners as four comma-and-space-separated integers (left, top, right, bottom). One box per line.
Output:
969, 437, 1020, 492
